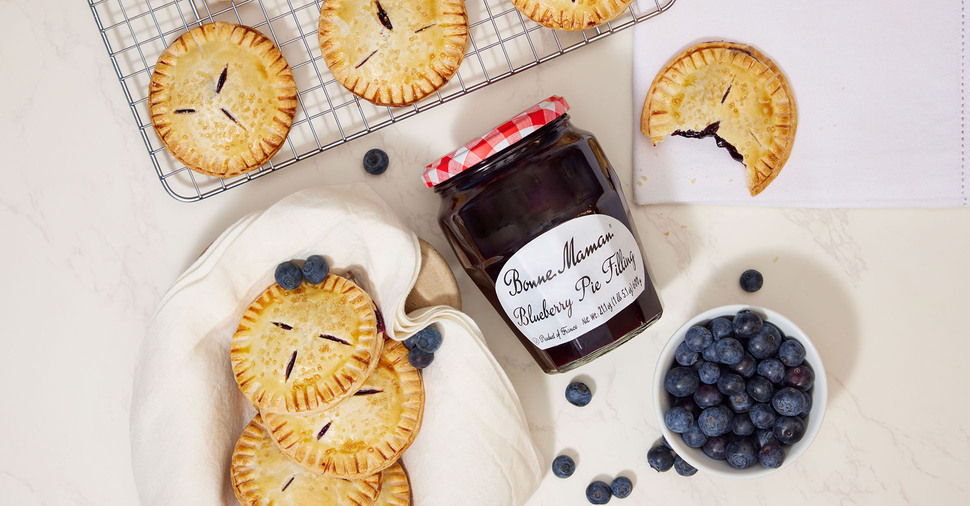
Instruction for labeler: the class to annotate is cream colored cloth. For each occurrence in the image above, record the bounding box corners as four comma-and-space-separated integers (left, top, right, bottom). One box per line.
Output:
130, 184, 543, 505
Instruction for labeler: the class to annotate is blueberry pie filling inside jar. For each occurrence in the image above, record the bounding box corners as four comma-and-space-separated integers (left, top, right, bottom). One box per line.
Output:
424, 96, 663, 373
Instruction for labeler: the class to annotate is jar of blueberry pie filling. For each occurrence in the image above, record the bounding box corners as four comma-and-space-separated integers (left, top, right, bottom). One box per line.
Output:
424, 96, 663, 373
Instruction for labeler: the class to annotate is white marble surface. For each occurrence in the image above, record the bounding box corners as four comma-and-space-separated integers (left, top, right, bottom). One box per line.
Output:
2, 0, 969, 505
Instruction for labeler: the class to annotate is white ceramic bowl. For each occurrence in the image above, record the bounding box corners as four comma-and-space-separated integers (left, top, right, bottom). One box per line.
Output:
653, 305, 827, 478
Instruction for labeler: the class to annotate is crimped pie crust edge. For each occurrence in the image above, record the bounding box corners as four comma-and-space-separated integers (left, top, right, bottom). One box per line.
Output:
511, 0, 635, 31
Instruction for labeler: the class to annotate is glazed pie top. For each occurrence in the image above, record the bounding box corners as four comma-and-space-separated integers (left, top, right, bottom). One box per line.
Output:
318, 0, 468, 106
511, 0, 635, 31
149, 22, 297, 178
231, 415, 382, 506
375, 462, 411, 506
640, 41, 798, 196
261, 339, 424, 479
231, 275, 384, 414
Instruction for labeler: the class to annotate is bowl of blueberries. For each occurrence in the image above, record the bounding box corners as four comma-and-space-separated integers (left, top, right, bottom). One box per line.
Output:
653, 305, 827, 478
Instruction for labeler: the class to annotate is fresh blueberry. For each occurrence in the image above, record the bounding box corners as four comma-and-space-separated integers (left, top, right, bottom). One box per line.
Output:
764, 321, 785, 340
402, 334, 419, 349
799, 391, 813, 418
698, 362, 721, 384
709, 317, 734, 340
716, 373, 746, 396
664, 406, 694, 433
681, 425, 708, 448
759, 441, 786, 468
647, 445, 675, 472
274, 261, 303, 290
664, 367, 700, 397
739, 269, 764, 292
747, 376, 775, 403
610, 476, 634, 498
747, 330, 781, 360
362, 148, 389, 175
408, 348, 434, 369
749, 403, 778, 430
685, 325, 714, 352
773, 416, 807, 445
725, 438, 759, 469
413, 325, 443, 353
727, 392, 754, 414
701, 343, 720, 362
783, 364, 815, 391
674, 341, 699, 366
715, 338, 745, 365
673, 455, 698, 477
301, 255, 330, 284
731, 413, 756, 436
732, 310, 764, 338
772, 387, 808, 417
778, 339, 806, 367
693, 384, 723, 409
566, 381, 593, 407
672, 396, 702, 418
702, 435, 729, 460
661, 436, 673, 450
697, 406, 733, 437
730, 353, 757, 378
756, 428, 778, 448
551, 455, 576, 478
757, 358, 786, 384
586, 481, 612, 504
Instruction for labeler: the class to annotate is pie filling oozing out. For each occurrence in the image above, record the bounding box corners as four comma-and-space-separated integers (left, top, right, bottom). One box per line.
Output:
640, 41, 798, 196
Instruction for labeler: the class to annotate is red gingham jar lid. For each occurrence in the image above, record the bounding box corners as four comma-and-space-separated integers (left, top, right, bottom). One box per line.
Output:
422, 96, 570, 188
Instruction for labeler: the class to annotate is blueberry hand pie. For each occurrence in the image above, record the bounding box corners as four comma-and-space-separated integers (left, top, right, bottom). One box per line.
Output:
640, 41, 798, 196
511, 0, 635, 31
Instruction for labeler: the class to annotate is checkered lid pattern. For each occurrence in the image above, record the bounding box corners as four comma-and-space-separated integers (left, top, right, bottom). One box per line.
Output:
423, 96, 570, 188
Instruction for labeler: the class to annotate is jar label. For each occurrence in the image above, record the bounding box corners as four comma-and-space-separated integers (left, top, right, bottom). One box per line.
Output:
495, 214, 646, 350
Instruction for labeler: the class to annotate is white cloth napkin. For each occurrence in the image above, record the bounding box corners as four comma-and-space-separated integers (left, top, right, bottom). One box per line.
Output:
632, 0, 966, 207
130, 184, 543, 505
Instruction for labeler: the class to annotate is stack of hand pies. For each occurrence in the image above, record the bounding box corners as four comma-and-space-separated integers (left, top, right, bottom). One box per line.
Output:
230, 274, 422, 505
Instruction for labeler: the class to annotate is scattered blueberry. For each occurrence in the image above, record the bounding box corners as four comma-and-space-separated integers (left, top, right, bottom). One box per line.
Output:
610, 476, 634, 498
749, 403, 778, 430
731, 413, 756, 436
747, 330, 781, 359
412, 325, 443, 353
693, 384, 723, 409
698, 362, 721, 384
647, 445, 675, 471
739, 269, 764, 292
747, 376, 775, 403
725, 438, 758, 469
362, 148, 389, 175
685, 325, 714, 352
757, 358, 786, 384
784, 364, 815, 391
730, 353, 758, 378
773, 416, 807, 445
697, 406, 733, 437
551, 455, 576, 478
709, 317, 734, 340
664, 406, 694, 433
772, 387, 808, 417
566, 381, 593, 407
664, 367, 700, 397
674, 341, 699, 366
715, 338, 745, 365
758, 442, 786, 468
778, 339, 806, 367
702, 435, 729, 460
586, 481, 612, 504
673, 455, 698, 477
301, 255, 330, 284
727, 392, 754, 414
408, 348, 434, 369
681, 426, 708, 448
732, 310, 763, 338
716, 373, 746, 396
274, 261, 303, 290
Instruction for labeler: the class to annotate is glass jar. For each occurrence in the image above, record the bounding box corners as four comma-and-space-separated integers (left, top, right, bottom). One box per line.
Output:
424, 97, 662, 373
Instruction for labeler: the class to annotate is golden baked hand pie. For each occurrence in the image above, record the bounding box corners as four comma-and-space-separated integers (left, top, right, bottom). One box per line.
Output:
318, 0, 468, 106
375, 462, 411, 506
640, 41, 798, 196
231, 275, 384, 414
231, 416, 382, 506
149, 22, 297, 178
511, 0, 635, 31
261, 339, 424, 479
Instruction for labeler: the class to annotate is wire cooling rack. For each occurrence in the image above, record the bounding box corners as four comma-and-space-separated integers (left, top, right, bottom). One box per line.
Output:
90, 0, 676, 202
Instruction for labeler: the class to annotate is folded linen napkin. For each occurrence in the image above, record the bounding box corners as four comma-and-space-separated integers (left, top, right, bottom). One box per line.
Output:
632, 0, 966, 207
130, 184, 543, 505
